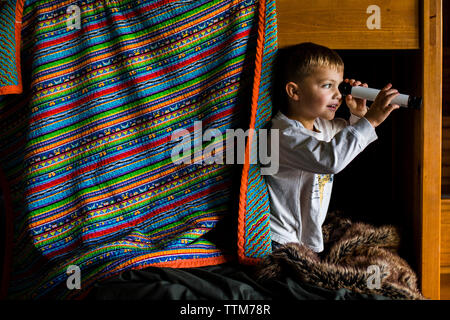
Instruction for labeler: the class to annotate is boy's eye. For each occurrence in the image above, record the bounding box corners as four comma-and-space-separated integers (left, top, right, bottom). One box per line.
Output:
322, 84, 332, 89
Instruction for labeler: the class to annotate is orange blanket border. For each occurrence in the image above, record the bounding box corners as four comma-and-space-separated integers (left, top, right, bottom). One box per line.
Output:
0, 0, 24, 95
237, 0, 267, 266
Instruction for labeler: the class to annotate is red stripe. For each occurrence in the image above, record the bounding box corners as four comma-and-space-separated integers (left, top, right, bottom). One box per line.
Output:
29, 80, 239, 168
82, 180, 229, 240
26, 134, 169, 195
27, 107, 233, 196
44, 178, 224, 258
35, 0, 170, 51
45, 238, 83, 260
31, 29, 251, 123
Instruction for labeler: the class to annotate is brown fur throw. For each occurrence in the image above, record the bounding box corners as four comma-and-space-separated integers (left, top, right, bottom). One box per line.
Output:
256, 211, 424, 300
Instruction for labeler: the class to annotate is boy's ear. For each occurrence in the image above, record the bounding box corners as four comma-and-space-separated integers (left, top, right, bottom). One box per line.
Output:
285, 82, 300, 101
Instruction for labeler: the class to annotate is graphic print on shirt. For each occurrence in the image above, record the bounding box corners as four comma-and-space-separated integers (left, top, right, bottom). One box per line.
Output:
316, 174, 333, 207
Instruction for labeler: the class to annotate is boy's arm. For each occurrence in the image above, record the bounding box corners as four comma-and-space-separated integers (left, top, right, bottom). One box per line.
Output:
330, 113, 362, 134
279, 117, 377, 174
349, 113, 361, 125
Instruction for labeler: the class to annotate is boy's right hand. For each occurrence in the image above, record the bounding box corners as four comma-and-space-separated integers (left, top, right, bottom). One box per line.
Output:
364, 83, 400, 128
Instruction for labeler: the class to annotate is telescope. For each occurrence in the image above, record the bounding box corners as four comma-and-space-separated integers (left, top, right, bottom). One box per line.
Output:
338, 82, 422, 109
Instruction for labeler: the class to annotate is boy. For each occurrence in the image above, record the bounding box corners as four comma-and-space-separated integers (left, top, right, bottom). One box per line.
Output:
265, 42, 400, 252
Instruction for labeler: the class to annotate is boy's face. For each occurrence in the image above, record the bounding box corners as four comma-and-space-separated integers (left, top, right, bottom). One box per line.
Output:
287, 66, 343, 122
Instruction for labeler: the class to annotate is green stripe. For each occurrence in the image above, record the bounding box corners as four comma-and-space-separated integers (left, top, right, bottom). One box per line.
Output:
34, 0, 228, 74
30, 161, 227, 215
31, 55, 244, 145
30, 87, 236, 178
36, 200, 228, 247
33, 170, 230, 247
34, 12, 253, 106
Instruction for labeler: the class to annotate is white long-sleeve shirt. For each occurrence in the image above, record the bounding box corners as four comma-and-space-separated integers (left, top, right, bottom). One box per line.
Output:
264, 111, 378, 252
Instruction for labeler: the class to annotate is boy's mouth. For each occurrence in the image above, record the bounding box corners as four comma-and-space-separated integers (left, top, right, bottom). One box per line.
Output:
327, 104, 338, 111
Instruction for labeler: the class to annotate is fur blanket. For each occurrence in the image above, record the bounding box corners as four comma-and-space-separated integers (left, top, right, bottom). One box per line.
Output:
256, 212, 424, 300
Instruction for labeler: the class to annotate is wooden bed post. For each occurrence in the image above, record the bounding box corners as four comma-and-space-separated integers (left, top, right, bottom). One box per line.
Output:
421, 0, 442, 300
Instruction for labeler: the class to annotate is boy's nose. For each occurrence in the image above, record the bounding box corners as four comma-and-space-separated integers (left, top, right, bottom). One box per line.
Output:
334, 88, 342, 100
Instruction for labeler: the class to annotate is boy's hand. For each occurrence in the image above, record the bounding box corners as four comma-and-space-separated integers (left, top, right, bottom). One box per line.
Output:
345, 78, 368, 118
364, 83, 400, 128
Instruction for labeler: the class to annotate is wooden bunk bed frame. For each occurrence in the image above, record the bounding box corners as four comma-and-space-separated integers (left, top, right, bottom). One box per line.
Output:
275, 0, 442, 300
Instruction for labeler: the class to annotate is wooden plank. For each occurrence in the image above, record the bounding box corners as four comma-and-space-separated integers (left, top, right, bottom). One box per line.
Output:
441, 160, 450, 171
442, 116, 450, 127
421, 0, 442, 300
442, 179, 450, 187
441, 253, 450, 270
442, 199, 450, 224
442, 201, 450, 258
441, 129, 450, 139
441, 274, 450, 299
443, 48, 450, 115
440, 5, 449, 292
441, 167, 450, 178
276, 0, 419, 49
442, 224, 450, 253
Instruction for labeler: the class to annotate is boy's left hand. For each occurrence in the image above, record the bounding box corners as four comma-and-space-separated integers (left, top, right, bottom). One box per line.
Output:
344, 79, 368, 118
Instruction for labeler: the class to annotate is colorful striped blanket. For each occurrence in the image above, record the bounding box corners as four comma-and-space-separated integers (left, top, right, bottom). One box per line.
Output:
0, 0, 277, 298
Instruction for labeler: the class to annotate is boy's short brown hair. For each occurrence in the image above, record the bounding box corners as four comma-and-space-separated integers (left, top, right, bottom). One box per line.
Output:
281, 42, 344, 83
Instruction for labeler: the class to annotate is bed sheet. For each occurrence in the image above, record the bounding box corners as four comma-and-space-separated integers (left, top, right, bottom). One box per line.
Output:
88, 262, 388, 300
